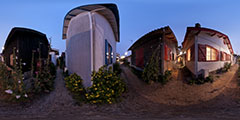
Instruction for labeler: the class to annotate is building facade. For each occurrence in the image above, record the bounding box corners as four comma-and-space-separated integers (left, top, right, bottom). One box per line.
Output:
62, 4, 119, 87
2, 27, 49, 72
128, 26, 178, 74
182, 24, 234, 77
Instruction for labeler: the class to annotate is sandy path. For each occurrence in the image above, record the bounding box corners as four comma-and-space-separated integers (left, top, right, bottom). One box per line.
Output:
0, 65, 240, 120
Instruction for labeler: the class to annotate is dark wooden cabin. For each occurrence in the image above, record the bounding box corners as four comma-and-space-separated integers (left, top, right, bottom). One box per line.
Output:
128, 26, 178, 74
2, 27, 49, 72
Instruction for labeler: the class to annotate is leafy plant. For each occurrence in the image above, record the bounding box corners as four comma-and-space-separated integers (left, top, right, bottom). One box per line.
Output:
65, 73, 86, 102
34, 46, 55, 93
85, 66, 126, 104
142, 45, 160, 83
187, 75, 213, 85
113, 62, 122, 76
0, 61, 11, 90
158, 70, 172, 85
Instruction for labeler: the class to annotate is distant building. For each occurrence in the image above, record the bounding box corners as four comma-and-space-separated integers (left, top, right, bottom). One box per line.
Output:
62, 4, 119, 87
128, 26, 178, 74
182, 23, 234, 77
50, 48, 59, 65
2, 27, 49, 72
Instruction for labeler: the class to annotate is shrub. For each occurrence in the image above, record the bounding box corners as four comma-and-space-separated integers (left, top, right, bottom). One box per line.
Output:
158, 70, 172, 85
85, 66, 126, 104
122, 58, 130, 66
142, 47, 160, 84
187, 75, 213, 85
0, 61, 11, 90
49, 62, 56, 78
113, 62, 122, 76
65, 73, 86, 102
33, 47, 55, 93
222, 62, 231, 72
0, 48, 27, 101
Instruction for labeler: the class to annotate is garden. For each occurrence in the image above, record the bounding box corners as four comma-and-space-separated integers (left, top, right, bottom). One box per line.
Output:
64, 63, 126, 105
0, 48, 56, 103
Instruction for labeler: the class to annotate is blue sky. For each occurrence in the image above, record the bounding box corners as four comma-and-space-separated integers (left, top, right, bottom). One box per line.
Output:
0, 0, 239, 55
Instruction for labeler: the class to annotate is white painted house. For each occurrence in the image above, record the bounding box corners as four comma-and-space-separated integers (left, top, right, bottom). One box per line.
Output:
62, 4, 119, 87
182, 24, 234, 77
50, 48, 59, 65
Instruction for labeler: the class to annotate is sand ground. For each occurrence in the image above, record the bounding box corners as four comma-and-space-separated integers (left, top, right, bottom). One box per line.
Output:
0, 64, 240, 120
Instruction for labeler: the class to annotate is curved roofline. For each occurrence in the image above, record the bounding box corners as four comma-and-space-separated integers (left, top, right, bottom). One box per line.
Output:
128, 26, 178, 50
3, 27, 48, 52
182, 27, 233, 54
62, 3, 120, 42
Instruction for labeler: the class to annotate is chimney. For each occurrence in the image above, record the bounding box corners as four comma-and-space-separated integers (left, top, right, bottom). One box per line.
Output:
195, 23, 201, 28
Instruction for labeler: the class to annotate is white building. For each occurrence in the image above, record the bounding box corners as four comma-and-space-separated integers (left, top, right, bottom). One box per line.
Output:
62, 4, 120, 87
50, 48, 59, 65
182, 24, 234, 77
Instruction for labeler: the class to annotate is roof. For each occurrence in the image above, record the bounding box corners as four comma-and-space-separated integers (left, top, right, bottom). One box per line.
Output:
182, 27, 234, 54
128, 26, 178, 50
3, 27, 49, 53
62, 3, 120, 42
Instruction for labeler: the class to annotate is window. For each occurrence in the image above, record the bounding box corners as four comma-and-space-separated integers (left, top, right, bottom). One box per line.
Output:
187, 48, 191, 61
206, 46, 218, 61
105, 40, 113, 65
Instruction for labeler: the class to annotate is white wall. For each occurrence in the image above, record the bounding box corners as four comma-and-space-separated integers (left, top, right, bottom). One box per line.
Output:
50, 52, 57, 65
66, 12, 92, 87
66, 11, 117, 87
184, 34, 196, 74
93, 12, 116, 71
197, 32, 232, 74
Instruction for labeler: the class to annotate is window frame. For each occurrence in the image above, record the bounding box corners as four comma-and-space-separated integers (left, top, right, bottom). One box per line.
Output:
205, 45, 219, 62
105, 40, 113, 65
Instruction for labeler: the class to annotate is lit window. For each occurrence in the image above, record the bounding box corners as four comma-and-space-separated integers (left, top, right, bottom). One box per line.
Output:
187, 48, 191, 61
105, 40, 113, 65
206, 46, 218, 61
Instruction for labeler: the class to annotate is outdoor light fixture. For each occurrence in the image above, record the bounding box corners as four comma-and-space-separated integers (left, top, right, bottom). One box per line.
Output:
125, 52, 128, 56
121, 56, 125, 59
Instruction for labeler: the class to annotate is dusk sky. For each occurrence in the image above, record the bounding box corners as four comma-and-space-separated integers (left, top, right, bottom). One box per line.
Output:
0, 0, 239, 55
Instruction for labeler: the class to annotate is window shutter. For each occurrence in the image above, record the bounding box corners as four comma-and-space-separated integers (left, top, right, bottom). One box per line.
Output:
198, 44, 206, 61
191, 45, 195, 61
220, 51, 223, 61
164, 45, 168, 60
216, 50, 219, 61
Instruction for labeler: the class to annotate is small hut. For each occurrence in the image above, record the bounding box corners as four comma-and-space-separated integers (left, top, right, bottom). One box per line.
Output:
128, 26, 178, 74
62, 4, 119, 87
2, 27, 49, 72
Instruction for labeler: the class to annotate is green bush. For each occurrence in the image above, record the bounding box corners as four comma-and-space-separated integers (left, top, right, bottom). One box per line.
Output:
158, 70, 172, 85
187, 75, 213, 85
65, 73, 86, 102
85, 66, 126, 104
222, 62, 231, 72
113, 62, 122, 76
142, 48, 160, 84
0, 48, 27, 101
49, 62, 56, 78
0, 61, 11, 90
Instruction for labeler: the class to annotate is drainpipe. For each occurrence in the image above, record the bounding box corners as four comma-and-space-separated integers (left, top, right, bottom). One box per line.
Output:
88, 12, 95, 72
